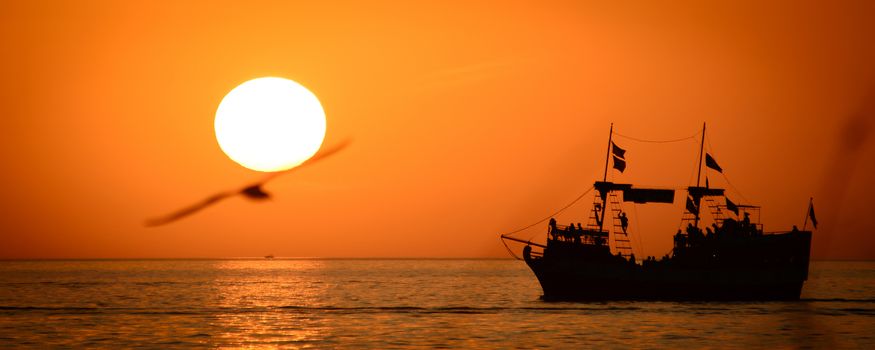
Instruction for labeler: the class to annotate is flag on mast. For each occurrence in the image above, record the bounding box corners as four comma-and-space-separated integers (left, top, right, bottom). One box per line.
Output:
611, 142, 626, 158
611, 141, 626, 173
809, 202, 818, 229
612, 155, 626, 173
725, 197, 739, 215
705, 153, 723, 173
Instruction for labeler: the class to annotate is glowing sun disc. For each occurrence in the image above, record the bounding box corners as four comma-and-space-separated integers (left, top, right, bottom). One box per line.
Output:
215, 77, 326, 172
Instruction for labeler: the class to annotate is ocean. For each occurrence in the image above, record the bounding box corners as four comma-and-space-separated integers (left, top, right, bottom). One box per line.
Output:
0, 259, 872, 348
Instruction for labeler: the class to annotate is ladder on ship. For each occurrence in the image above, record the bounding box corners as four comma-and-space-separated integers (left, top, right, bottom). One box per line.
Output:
680, 208, 698, 227
703, 197, 724, 226
681, 196, 724, 228
608, 191, 633, 257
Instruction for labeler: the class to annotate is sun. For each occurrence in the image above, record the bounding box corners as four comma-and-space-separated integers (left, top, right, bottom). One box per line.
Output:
215, 77, 326, 172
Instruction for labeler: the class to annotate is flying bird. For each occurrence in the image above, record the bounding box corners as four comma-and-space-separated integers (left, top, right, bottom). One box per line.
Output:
145, 138, 351, 227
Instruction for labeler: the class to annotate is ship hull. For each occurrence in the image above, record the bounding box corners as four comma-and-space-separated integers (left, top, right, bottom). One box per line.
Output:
529, 261, 805, 301
525, 231, 811, 301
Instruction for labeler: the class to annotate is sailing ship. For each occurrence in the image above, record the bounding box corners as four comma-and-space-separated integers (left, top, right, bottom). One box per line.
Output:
501, 124, 813, 300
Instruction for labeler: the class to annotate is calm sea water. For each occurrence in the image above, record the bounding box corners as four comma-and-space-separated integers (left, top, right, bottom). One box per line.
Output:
0, 259, 872, 348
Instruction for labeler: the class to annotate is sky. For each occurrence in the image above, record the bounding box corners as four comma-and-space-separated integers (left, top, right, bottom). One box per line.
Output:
1, 0, 873, 259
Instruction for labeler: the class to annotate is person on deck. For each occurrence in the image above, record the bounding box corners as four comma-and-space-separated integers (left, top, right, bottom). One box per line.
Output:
573, 223, 583, 243
742, 212, 753, 237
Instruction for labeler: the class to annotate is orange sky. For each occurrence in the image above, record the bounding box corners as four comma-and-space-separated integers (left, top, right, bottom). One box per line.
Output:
1, 0, 873, 259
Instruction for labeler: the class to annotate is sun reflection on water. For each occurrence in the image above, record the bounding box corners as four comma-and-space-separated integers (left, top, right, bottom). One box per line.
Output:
209, 259, 330, 347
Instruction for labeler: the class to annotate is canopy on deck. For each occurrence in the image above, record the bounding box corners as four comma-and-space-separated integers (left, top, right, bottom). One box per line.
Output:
594, 181, 676, 204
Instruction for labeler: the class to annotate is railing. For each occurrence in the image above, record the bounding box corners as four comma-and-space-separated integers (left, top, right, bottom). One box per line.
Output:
549, 225, 608, 246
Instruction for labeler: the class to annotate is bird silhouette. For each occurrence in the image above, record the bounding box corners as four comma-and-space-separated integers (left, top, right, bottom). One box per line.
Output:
144, 138, 351, 227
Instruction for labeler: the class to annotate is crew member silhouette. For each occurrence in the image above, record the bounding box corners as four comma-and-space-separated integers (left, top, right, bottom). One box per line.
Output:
619, 212, 629, 233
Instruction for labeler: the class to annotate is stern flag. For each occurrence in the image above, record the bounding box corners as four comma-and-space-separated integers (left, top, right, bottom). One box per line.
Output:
705, 153, 723, 173
611, 142, 626, 159
612, 155, 626, 173
725, 197, 739, 215
686, 196, 699, 215
809, 202, 818, 229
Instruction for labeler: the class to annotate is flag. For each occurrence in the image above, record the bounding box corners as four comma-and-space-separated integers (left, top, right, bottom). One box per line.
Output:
725, 197, 738, 215
611, 142, 626, 159
612, 155, 626, 173
705, 153, 722, 173
686, 196, 699, 215
809, 203, 818, 229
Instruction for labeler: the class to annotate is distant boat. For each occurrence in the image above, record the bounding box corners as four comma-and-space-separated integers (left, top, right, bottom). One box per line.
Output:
264, 254, 275, 259
501, 123, 812, 301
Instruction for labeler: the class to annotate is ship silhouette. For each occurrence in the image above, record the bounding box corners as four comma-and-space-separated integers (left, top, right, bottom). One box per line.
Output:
501, 124, 813, 301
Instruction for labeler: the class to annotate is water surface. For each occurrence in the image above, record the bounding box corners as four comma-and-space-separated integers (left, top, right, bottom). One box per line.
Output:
0, 260, 872, 348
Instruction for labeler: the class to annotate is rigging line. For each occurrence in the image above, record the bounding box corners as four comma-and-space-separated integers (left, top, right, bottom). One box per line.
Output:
613, 130, 701, 144
500, 186, 595, 238
687, 140, 699, 187
500, 236, 523, 260
704, 136, 748, 201
683, 128, 704, 187
705, 132, 715, 154
704, 132, 750, 203
721, 172, 750, 203
524, 230, 540, 243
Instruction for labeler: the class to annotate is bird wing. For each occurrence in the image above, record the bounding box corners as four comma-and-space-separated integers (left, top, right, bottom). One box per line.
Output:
144, 191, 236, 227
145, 138, 352, 227
259, 137, 352, 183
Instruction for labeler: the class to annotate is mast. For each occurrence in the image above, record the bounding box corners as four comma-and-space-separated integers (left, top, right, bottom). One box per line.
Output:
599, 123, 614, 231
602, 123, 614, 182
695, 122, 706, 188
694, 122, 706, 227
802, 197, 813, 231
